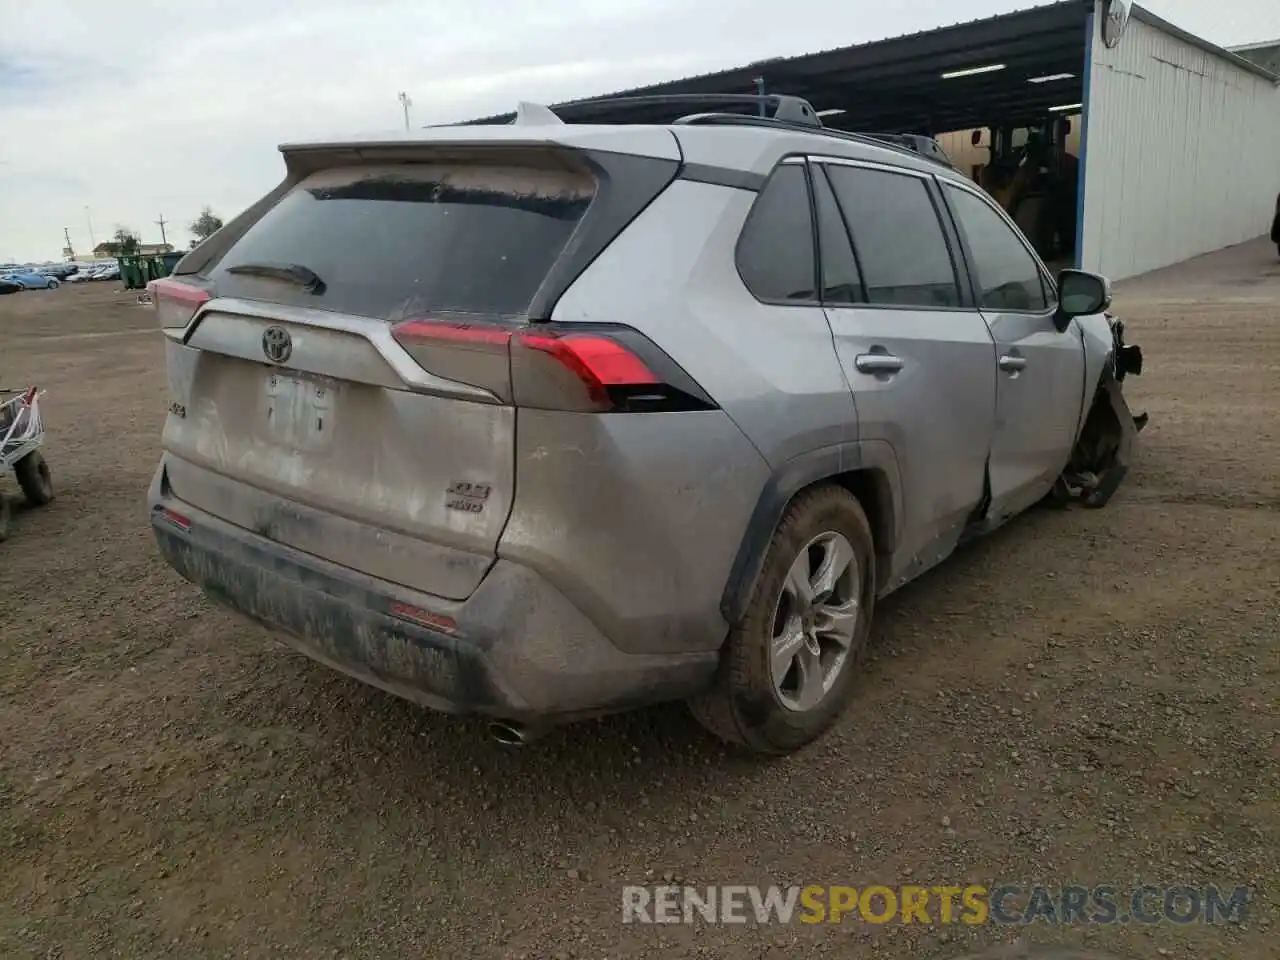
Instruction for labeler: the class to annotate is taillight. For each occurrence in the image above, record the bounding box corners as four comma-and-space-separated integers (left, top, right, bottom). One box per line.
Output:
390, 318, 715, 413
149, 278, 211, 331
155, 506, 192, 533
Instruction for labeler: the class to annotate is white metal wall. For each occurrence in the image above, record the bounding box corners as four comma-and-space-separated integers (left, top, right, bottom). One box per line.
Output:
1080, 4, 1280, 281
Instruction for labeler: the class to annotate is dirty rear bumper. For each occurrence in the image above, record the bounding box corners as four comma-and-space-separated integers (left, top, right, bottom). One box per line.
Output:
148, 464, 718, 723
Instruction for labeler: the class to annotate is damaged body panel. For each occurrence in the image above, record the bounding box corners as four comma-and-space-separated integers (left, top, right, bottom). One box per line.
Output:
1055, 312, 1147, 508
146, 104, 1150, 753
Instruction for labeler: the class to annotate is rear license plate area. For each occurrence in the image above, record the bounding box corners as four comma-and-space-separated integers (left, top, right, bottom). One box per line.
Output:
264, 371, 337, 452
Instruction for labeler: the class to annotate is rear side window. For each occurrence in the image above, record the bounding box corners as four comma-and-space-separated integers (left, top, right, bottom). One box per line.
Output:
208, 163, 594, 320
812, 167, 865, 304
736, 164, 817, 303
823, 165, 961, 309
943, 184, 1049, 312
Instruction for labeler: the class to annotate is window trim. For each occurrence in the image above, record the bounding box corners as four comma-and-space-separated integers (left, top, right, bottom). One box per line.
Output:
813, 156, 976, 314
937, 177, 1061, 318
811, 163, 869, 306
733, 155, 824, 309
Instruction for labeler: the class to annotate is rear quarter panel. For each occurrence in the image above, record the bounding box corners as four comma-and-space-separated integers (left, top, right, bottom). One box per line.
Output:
521, 171, 862, 655
551, 177, 858, 465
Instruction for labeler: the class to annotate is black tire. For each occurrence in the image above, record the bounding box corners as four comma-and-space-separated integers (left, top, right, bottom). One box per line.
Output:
0, 496, 10, 542
689, 485, 876, 755
14, 451, 53, 506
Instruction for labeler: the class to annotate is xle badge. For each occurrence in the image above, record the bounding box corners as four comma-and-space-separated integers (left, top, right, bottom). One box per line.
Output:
446, 482, 491, 514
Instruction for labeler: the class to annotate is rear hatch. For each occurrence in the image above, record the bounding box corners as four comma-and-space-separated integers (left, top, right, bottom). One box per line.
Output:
156, 134, 680, 600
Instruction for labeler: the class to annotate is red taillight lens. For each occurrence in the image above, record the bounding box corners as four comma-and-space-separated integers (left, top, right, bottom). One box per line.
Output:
391, 319, 517, 402
392, 319, 514, 348
390, 318, 713, 413
149, 278, 211, 331
517, 332, 659, 405
157, 507, 192, 532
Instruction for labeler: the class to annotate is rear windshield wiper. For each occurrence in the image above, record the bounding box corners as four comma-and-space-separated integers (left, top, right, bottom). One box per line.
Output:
226, 262, 326, 294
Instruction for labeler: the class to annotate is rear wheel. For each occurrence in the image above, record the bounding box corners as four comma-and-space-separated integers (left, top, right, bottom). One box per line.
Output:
690, 485, 875, 755
15, 451, 53, 506
0, 496, 10, 541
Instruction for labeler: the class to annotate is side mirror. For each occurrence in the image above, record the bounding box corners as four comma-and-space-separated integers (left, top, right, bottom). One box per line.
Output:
1054, 269, 1112, 331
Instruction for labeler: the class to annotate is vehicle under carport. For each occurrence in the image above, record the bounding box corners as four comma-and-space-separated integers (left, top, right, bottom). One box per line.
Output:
466, 0, 1280, 282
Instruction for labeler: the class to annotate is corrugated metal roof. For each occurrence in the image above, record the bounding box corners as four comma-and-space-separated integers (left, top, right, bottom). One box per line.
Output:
460, 0, 1276, 132
463, 0, 1090, 127
577, 0, 1084, 98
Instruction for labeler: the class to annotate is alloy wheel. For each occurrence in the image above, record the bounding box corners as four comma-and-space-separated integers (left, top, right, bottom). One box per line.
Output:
769, 531, 861, 712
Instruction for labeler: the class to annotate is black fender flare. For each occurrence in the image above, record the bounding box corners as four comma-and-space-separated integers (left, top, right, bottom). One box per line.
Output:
719, 439, 903, 625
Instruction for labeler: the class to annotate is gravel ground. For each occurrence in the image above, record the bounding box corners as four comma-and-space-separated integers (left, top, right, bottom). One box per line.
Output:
0, 240, 1277, 960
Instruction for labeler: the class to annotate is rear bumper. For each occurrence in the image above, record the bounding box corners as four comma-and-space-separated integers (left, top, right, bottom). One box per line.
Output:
148, 465, 718, 723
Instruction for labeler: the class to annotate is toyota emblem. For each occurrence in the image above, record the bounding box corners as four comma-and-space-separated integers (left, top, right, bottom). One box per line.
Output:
262, 325, 292, 364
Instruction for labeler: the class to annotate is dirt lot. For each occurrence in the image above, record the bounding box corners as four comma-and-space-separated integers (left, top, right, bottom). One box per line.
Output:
1, 243, 1277, 960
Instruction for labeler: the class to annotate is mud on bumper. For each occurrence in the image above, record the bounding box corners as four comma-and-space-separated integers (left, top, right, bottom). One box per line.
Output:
149, 475, 718, 723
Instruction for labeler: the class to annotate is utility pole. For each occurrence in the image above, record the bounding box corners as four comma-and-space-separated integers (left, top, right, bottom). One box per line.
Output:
63, 227, 75, 261
156, 213, 169, 248
398, 91, 413, 131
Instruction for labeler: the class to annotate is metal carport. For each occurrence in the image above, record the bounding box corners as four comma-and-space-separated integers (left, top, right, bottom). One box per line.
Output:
464, 0, 1280, 281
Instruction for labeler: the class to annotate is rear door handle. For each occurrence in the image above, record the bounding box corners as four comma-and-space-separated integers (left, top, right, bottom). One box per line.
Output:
998, 354, 1028, 372
854, 353, 905, 374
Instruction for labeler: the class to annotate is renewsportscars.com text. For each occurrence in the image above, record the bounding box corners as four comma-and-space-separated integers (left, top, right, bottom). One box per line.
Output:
621, 884, 1251, 926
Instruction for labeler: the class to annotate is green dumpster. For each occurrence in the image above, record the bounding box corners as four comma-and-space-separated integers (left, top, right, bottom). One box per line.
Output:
160, 252, 183, 276
117, 256, 143, 290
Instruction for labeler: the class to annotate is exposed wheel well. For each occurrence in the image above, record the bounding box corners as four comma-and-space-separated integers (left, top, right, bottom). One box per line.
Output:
831, 469, 895, 593
720, 456, 900, 625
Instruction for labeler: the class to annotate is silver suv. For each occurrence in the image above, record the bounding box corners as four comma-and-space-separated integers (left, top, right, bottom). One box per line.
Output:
148, 95, 1145, 754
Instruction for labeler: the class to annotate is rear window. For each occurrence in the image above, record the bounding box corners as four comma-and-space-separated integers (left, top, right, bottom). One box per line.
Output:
209, 163, 594, 320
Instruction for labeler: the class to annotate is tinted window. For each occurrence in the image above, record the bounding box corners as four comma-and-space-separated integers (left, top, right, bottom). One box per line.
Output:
209, 163, 594, 320
813, 167, 864, 304
945, 185, 1049, 312
737, 164, 817, 303
824, 165, 961, 308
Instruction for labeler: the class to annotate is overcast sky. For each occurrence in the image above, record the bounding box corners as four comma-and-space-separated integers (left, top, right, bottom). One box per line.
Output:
2, 0, 1277, 261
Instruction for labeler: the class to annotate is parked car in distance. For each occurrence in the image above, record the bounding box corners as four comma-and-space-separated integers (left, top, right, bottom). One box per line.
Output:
2, 271, 60, 290
147, 94, 1147, 755
65, 265, 113, 282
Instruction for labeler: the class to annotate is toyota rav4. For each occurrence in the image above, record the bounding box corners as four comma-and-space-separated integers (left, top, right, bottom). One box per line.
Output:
147, 96, 1145, 754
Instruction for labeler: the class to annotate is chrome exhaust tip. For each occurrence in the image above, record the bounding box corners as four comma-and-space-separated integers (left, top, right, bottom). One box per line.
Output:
488, 720, 535, 747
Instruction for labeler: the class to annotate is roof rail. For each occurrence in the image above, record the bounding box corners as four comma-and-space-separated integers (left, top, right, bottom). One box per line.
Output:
457, 94, 954, 170
673, 113, 955, 170
556, 93, 822, 126
464, 93, 822, 127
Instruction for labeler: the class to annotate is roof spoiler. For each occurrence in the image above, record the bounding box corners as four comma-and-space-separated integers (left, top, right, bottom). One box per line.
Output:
512, 101, 564, 126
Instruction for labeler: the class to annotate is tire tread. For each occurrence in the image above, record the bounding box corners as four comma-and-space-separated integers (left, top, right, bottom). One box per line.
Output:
690, 484, 875, 754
